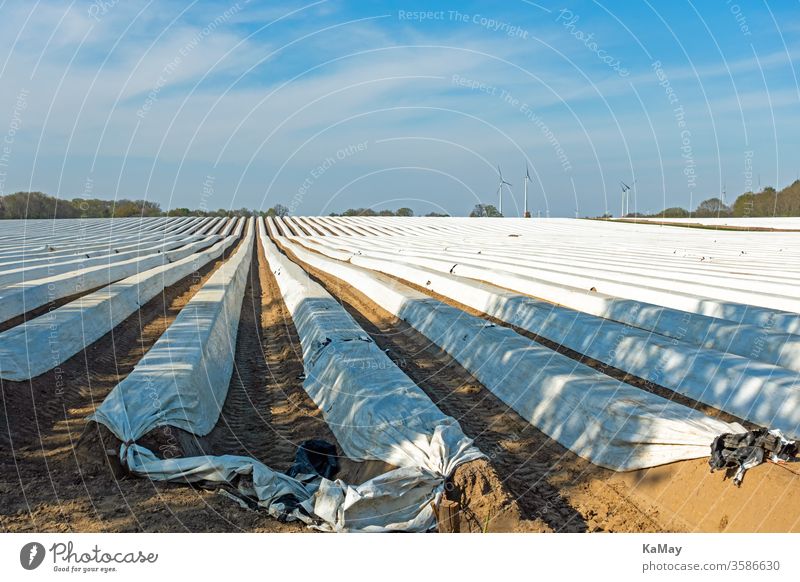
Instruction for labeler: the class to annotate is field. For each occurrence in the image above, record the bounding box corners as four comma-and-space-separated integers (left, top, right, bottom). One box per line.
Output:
1, 216, 798, 533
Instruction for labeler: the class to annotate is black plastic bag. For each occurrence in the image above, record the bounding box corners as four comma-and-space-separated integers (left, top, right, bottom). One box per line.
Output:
287, 439, 340, 481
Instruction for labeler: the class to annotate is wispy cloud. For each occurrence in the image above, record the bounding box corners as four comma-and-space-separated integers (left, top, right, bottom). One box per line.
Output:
0, 0, 797, 215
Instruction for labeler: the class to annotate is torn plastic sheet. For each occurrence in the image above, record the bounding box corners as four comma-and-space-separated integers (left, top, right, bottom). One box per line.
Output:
120, 443, 450, 532
121, 443, 313, 522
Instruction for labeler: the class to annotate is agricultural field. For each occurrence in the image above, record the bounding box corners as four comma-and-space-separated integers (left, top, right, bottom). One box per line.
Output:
1, 216, 798, 533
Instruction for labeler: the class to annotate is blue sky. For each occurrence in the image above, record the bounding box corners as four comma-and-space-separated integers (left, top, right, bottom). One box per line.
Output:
0, 0, 797, 216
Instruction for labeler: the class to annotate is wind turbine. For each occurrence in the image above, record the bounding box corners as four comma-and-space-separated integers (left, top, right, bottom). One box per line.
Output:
496, 165, 512, 216
523, 164, 532, 218
620, 180, 635, 217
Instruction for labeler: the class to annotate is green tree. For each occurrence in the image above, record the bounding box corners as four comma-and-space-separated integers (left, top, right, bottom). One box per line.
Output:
1, 191, 61, 218
469, 204, 502, 217
731, 192, 755, 217
658, 207, 690, 218
694, 197, 731, 217
342, 207, 377, 216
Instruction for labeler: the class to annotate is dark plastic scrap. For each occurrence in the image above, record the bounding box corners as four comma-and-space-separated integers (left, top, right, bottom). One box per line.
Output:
287, 439, 341, 481
709, 428, 798, 486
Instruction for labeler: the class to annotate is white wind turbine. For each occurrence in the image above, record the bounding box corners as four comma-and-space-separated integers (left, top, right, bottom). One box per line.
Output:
620, 180, 635, 217
523, 164, 532, 218
496, 165, 512, 216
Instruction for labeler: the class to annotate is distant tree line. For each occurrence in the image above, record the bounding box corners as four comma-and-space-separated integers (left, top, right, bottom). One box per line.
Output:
0, 192, 450, 219
623, 179, 800, 219
0, 191, 264, 219
0, 191, 163, 219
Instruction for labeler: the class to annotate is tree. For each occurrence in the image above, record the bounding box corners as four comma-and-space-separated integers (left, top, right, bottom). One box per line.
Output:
657, 207, 690, 218
264, 204, 289, 217
731, 193, 754, 217
342, 207, 377, 216
469, 204, 502, 217
775, 180, 800, 216
396, 207, 414, 217
272, 204, 289, 217
140, 200, 163, 216
732, 190, 773, 217
694, 197, 731, 217
2, 191, 55, 219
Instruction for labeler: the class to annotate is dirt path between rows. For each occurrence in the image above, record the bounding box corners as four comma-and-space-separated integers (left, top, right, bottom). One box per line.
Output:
0, 283, 109, 334
204, 232, 349, 475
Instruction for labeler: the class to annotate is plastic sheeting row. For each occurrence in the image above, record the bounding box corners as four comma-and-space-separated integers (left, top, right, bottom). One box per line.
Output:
0, 218, 228, 288
0, 217, 211, 263
0, 219, 244, 381
88, 218, 483, 532
283, 226, 800, 371
268, 225, 743, 471
285, 233, 800, 438
287, 217, 800, 336
0, 221, 230, 324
